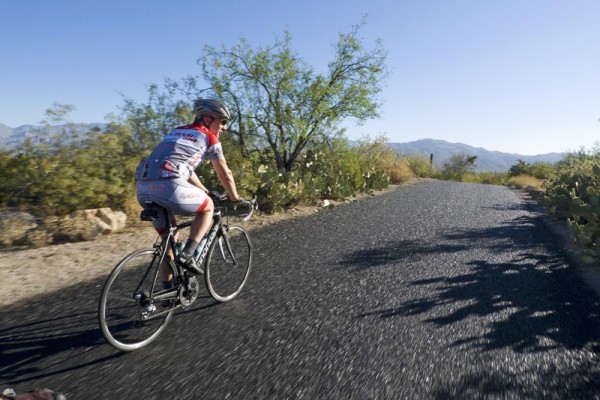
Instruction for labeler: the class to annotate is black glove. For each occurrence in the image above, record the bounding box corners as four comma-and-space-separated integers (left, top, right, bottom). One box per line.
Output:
233, 198, 253, 210
209, 191, 228, 204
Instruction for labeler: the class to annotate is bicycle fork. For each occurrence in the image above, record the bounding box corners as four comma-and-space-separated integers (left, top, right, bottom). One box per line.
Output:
217, 227, 238, 266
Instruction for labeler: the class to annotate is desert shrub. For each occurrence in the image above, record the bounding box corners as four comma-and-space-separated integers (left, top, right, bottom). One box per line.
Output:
544, 150, 600, 217
402, 154, 435, 178
194, 134, 262, 200
0, 125, 139, 216
254, 165, 305, 212
437, 154, 477, 181
529, 162, 554, 180
477, 171, 507, 185
460, 172, 480, 183
246, 136, 415, 213
506, 175, 544, 191
542, 148, 600, 262
460, 171, 506, 185
302, 139, 365, 200
388, 160, 415, 184
254, 138, 366, 212
509, 160, 554, 180
355, 136, 413, 188
564, 164, 600, 263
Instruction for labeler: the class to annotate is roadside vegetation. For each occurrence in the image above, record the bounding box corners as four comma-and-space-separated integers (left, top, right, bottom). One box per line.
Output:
543, 147, 600, 263
1, 21, 599, 262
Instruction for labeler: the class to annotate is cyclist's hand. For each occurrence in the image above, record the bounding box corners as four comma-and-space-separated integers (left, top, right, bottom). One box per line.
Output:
209, 191, 228, 204
232, 198, 256, 220
233, 198, 253, 210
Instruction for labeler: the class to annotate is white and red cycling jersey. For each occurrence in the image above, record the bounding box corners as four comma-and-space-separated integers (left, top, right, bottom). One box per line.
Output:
134, 123, 225, 233
135, 123, 224, 181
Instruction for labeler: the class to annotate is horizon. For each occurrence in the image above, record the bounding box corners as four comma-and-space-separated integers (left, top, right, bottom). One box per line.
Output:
0, 121, 571, 157
2, 0, 599, 155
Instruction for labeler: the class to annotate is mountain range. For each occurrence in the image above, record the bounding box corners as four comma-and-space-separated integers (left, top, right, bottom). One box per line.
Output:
1, 123, 566, 172
388, 139, 566, 172
0, 122, 106, 149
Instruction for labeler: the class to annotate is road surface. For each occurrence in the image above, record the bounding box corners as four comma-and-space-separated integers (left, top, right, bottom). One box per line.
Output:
2, 180, 600, 399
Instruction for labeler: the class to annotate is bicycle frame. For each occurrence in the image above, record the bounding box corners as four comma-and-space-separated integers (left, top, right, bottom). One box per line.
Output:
194, 211, 226, 266
99, 195, 254, 350
141, 207, 229, 310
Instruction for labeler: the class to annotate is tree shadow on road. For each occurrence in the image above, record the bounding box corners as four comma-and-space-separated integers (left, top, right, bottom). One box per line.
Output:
357, 210, 600, 352
351, 203, 600, 396
0, 276, 222, 387
338, 240, 470, 270
0, 288, 120, 385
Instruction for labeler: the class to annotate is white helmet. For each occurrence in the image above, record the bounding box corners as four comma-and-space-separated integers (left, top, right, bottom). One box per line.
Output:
193, 98, 231, 121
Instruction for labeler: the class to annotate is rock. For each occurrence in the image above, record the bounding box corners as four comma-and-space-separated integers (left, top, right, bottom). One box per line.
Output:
95, 208, 127, 233
70, 208, 127, 239
0, 211, 37, 246
0, 207, 128, 247
51, 212, 103, 242
26, 229, 52, 248
46, 208, 128, 244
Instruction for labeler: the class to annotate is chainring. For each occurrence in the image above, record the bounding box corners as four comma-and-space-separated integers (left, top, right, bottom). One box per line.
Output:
178, 275, 200, 307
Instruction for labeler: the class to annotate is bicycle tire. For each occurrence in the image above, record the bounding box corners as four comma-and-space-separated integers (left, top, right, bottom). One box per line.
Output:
205, 225, 252, 302
98, 248, 177, 351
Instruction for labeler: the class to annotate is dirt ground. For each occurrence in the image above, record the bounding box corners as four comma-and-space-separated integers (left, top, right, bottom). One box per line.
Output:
4, 179, 600, 310
0, 183, 408, 309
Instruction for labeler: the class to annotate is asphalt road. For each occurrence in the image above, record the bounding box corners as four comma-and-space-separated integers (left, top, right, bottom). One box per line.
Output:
2, 180, 600, 399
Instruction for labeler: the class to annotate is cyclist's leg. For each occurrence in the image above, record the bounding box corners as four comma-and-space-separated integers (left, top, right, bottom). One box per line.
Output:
138, 178, 213, 260
168, 181, 214, 256
141, 206, 178, 283
185, 200, 214, 254
136, 180, 178, 283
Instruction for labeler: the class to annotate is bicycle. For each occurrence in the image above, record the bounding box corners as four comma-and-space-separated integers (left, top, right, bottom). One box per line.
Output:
98, 192, 255, 352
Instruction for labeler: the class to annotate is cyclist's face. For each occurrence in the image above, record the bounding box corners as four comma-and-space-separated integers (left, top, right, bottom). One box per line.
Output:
208, 117, 228, 136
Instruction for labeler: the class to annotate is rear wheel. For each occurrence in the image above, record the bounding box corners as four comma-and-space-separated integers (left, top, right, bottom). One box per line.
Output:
205, 225, 252, 302
98, 248, 177, 351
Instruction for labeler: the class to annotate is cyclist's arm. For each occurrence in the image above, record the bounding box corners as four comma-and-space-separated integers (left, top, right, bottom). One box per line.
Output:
211, 157, 240, 201
188, 171, 209, 193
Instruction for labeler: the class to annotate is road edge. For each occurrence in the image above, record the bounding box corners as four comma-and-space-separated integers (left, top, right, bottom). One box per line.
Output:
513, 188, 600, 298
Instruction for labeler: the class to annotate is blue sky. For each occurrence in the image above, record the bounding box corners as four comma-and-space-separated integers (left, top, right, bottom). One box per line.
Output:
1, 0, 598, 155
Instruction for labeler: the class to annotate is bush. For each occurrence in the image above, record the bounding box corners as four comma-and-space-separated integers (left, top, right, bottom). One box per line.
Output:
355, 136, 414, 188
544, 151, 600, 217
0, 126, 139, 217
543, 148, 600, 262
509, 160, 554, 180
461, 171, 507, 185
437, 154, 477, 181
1, 121, 423, 221
506, 175, 544, 191
402, 154, 435, 178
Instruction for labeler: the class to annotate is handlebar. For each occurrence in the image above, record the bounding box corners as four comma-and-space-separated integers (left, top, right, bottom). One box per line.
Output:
208, 191, 257, 221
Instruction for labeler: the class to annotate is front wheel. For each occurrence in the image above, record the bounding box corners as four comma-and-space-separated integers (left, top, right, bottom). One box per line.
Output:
98, 248, 177, 351
205, 225, 252, 302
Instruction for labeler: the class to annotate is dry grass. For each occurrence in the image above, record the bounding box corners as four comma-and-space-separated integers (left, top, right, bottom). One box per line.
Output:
389, 160, 415, 184
506, 175, 545, 191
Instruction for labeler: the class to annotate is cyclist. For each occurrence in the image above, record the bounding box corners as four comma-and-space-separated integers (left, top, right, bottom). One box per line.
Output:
135, 98, 248, 276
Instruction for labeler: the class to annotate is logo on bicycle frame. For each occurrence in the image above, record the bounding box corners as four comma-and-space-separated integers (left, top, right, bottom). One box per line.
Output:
196, 224, 220, 264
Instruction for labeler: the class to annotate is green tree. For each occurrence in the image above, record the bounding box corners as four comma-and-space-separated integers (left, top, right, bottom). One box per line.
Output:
119, 84, 195, 153
509, 159, 530, 177
199, 20, 388, 171
440, 154, 478, 181
40, 103, 76, 125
